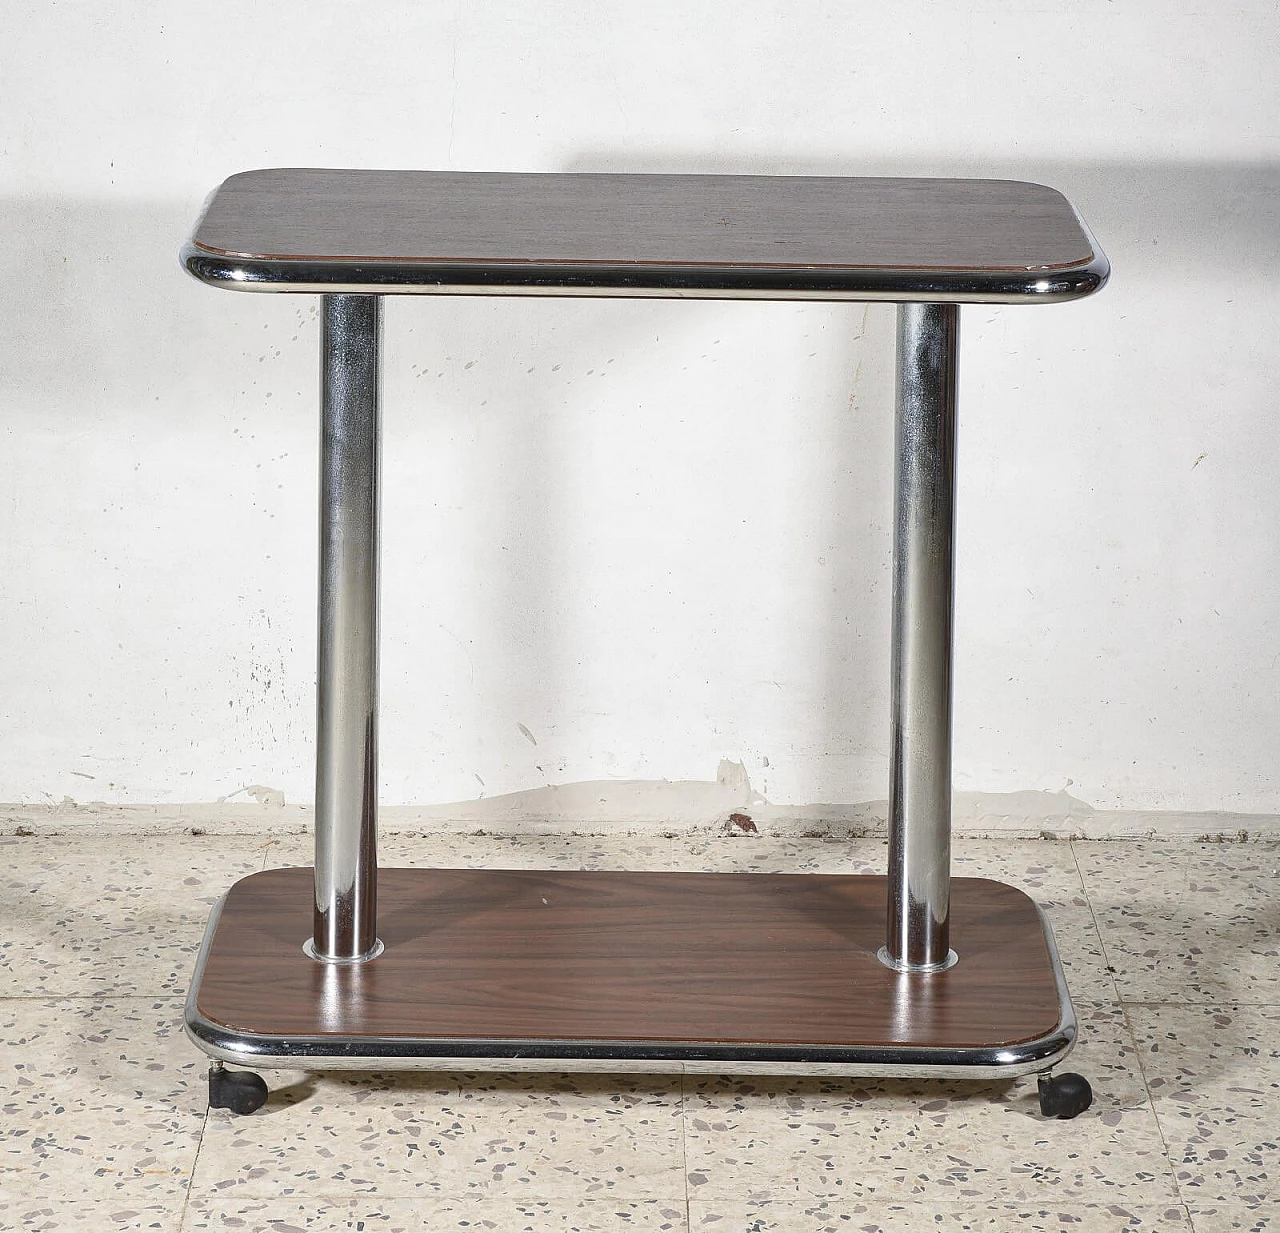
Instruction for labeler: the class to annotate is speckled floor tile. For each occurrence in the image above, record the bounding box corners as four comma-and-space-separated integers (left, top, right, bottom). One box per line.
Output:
1075, 843, 1280, 1003
192, 1069, 686, 1201
262, 831, 676, 873
0, 835, 268, 997
683, 1000, 1174, 1205
687, 1199, 1193, 1230
1188, 1208, 1280, 1233
952, 838, 1090, 905
0, 1198, 184, 1231
1130, 1004, 1280, 1206
181, 1194, 688, 1231
0, 997, 203, 1202
1042, 903, 1122, 1004
8, 832, 1265, 1229
668, 836, 884, 875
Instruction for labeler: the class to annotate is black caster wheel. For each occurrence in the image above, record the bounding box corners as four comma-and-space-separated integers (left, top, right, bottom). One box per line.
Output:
208, 1064, 269, 1115
1038, 1071, 1093, 1119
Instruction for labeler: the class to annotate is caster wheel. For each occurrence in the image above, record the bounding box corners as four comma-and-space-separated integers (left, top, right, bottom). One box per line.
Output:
1038, 1072, 1093, 1119
208, 1065, 269, 1115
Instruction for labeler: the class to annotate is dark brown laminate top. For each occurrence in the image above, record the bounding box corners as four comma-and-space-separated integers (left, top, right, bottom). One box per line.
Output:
184, 170, 1107, 302
193, 868, 1063, 1052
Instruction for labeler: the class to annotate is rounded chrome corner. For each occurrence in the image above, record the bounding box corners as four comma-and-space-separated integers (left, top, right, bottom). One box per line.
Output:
1082, 249, 1111, 295
180, 242, 287, 291
1002, 250, 1109, 304
1053, 209, 1111, 301
1050, 250, 1110, 300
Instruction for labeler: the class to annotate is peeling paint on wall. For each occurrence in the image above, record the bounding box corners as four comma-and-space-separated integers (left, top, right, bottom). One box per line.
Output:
218, 784, 286, 808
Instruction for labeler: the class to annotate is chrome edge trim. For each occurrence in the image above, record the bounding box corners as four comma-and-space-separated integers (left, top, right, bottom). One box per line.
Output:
184, 891, 1078, 1080
1036, 899, 1080, 1071
1070, 207, 1112, 299
183, 887, 228, 1049
181, 244, 1109, 305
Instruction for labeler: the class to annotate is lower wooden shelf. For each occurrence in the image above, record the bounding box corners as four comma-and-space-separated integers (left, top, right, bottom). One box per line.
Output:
185, 867, 1076, 1079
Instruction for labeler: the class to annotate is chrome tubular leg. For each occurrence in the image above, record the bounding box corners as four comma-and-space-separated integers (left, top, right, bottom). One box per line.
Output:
880, 302, 960, 974
308, 294, 383, 964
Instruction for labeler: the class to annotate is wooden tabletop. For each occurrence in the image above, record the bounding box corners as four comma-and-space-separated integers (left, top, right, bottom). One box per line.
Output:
192, 868, 1066, 1057
184, 169, 1107, 302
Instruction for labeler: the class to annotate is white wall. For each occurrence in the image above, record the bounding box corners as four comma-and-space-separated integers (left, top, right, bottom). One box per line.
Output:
2, 1, 1278, 819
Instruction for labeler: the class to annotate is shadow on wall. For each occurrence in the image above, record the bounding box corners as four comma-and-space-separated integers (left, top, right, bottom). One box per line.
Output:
0, 196, 231, 418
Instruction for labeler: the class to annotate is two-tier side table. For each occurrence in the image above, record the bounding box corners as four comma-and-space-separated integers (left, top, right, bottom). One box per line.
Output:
180, 169, 1108, 1119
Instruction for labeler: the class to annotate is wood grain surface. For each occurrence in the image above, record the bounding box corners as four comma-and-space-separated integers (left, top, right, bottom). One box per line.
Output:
190, 169, 1094, 274
194, 868, 1062, 1050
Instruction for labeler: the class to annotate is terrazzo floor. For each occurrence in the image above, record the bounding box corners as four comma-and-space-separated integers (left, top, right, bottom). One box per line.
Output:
2, 830, 1277, 1232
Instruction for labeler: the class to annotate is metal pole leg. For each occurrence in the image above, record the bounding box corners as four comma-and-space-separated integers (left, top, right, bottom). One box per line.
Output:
306, 294, 384, 964
880, 302, 959, 974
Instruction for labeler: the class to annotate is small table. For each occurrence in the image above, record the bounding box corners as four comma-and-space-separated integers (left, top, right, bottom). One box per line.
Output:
181, 170, 1107, 1119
